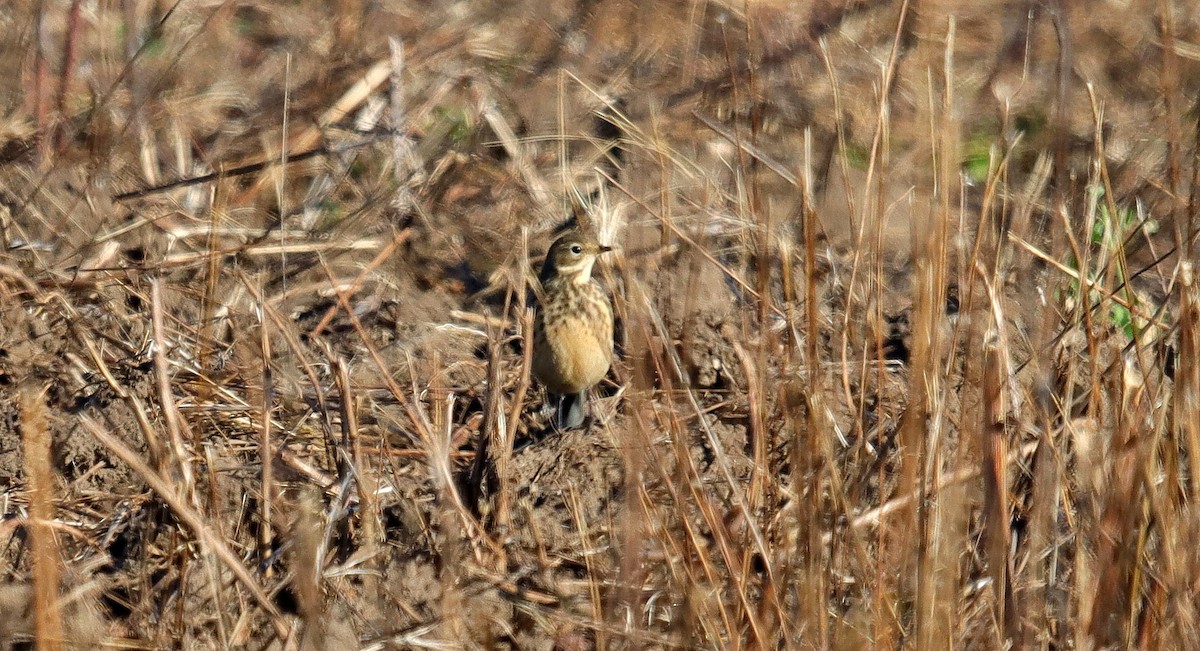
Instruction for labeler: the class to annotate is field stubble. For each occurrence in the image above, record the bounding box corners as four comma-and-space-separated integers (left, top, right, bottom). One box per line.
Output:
2, 1, 1200, 649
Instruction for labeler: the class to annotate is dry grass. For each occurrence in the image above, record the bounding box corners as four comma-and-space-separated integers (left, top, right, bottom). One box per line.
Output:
2, 0, 1200, 649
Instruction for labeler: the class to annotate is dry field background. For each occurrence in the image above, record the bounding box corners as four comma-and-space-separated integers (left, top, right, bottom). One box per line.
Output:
2, 0, 1200, 649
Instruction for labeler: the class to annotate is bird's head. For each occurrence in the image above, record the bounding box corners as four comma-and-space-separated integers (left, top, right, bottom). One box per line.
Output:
540, 232, 613, 284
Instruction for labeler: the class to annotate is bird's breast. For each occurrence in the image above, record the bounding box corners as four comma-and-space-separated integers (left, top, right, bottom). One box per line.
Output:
533, 282, 613, 395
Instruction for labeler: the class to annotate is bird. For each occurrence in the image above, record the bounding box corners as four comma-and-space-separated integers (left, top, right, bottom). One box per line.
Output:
532, 231, 614, 430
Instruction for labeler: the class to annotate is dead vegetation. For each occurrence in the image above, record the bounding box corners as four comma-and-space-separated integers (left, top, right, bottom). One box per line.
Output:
2, 0, 1200, 648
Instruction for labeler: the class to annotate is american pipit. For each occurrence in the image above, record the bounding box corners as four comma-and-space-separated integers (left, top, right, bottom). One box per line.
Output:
533, 231, 614, 430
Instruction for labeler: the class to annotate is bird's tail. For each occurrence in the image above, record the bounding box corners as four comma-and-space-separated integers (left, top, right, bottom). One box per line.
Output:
557, 391, 587, 430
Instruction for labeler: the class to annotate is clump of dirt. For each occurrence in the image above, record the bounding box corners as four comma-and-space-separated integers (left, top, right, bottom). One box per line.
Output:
0, 297, 146, 496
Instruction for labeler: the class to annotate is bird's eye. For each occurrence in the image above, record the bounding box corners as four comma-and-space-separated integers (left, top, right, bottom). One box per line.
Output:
570, 244, 583, 254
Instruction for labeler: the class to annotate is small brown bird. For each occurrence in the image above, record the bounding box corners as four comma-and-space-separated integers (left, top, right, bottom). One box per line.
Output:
533, 231, 614, 430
